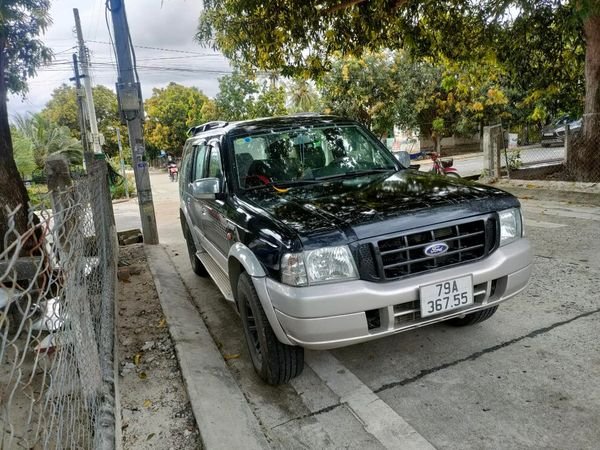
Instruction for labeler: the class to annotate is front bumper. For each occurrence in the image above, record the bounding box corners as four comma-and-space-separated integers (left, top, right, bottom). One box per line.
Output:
258, 239, 532, 350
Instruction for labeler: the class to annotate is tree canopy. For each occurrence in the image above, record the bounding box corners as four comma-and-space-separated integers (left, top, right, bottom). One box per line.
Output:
144, 82, 209, 155
41, 84, 126, 156
12, 113, 83, 170
1, 0, 53, 253
198, 0, 600, 179
214, 70, 288, 121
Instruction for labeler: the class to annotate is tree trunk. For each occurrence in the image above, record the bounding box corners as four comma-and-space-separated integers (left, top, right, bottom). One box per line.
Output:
567, 12, 600, 181
0, 38, 34, 255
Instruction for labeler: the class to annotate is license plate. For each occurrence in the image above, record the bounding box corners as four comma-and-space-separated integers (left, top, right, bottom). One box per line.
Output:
420, 276, 473, 318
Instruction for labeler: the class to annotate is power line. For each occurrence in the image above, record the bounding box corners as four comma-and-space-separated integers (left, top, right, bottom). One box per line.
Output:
86, 39, 216, 56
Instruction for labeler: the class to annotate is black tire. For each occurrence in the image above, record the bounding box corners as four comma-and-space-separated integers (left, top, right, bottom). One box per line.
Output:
446, 172, 461, 178
183, 225, 208, 277
237, 272, 304, 385
447, 305, 498, 327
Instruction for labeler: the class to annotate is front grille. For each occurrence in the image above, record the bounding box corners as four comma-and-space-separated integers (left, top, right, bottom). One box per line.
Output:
373, 218, 496, 281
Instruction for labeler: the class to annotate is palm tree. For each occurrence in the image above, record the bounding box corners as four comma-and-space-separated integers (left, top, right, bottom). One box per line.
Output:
288, 79, 321, 113
13, 113, 83, 169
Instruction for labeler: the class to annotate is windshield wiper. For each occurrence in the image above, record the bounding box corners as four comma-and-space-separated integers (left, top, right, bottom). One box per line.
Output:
244, 179, 321, 191
316, 168, 396, 181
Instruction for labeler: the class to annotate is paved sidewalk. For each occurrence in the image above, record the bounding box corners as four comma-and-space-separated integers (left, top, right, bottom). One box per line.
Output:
145, 245, 269, 450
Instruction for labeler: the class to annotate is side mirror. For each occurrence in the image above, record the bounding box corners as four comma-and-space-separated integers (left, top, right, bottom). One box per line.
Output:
394, 151, 411, 168
191, 178, 221, 200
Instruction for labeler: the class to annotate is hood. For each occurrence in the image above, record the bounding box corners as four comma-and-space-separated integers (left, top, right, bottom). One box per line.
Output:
240, 170, 519, 247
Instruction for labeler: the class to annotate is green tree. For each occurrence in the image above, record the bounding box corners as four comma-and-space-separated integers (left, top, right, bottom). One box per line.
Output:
214, 70, 288, 120
1, 0, 52, 253
214, 71, 258, 120
197, 0, 600, 180
287, 79, 321, 113
41, 83, 126, 156
144, 82, 209, 155
13, 113, 83, 169
11, 127, 36, 176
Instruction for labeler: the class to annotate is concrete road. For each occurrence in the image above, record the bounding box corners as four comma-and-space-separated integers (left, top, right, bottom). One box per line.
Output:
114, 171, 600, 449
419, 145, 565, 177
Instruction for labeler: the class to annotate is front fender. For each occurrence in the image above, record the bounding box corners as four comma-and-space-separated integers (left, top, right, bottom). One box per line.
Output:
228, 243, 293, 346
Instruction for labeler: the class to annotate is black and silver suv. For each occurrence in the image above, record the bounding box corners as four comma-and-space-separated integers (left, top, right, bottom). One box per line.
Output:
179, 115, 532, 384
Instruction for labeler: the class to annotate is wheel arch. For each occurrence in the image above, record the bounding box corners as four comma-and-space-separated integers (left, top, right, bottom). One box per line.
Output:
228, 243, 293, 346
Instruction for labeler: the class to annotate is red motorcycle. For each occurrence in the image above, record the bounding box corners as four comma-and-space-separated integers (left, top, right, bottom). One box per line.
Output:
427, 152, 460, 178
167, 163, 178, 182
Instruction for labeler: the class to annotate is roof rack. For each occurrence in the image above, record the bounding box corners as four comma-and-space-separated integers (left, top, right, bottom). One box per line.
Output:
187, 121, 228, 136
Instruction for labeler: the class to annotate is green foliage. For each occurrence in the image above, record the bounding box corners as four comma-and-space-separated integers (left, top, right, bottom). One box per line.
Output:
196, 0, 591, 133
287, 79, 321, 113
11, 129, 36, 176
214, 70, 288, 121
26, 183, 49, 209
40, 84, 127, 156
111, 173, 135, 200
0, 0, 52, 96
12, 113, 83, 169
144, 82, 209, 156
320, 51, 509, 140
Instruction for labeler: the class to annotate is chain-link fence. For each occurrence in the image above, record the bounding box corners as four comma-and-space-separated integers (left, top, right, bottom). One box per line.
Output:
0, 159, 117, 449
482, 123, 600, 182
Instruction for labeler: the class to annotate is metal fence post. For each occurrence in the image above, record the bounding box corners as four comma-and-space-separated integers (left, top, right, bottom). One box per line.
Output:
564, 124, 570, 164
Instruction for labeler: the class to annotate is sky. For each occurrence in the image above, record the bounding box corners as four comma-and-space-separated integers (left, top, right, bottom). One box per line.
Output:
7, 0, 231, 118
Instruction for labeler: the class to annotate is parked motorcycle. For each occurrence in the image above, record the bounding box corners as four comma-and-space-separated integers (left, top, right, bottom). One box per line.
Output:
167, 163, 178, 182
427, 152, 460, 177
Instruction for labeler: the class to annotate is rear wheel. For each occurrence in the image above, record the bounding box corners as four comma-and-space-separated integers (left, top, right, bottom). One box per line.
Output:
184, 225, 208, 277
237, 272, 304, 385
447, 305, 498, 326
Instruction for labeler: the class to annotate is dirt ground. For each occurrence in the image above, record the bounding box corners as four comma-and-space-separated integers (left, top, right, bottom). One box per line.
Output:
116, 244, 200, 449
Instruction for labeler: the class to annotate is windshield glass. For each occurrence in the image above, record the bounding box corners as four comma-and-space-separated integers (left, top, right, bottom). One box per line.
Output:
232, 125, 398, 189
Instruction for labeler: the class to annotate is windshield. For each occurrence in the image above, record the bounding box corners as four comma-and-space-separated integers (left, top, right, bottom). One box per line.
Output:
232, 125, 398, 189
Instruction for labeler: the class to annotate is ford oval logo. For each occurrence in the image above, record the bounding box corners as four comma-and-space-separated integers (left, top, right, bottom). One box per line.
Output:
424, 242, 449, 256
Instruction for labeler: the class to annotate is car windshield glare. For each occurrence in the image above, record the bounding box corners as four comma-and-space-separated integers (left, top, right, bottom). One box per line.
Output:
232, 125, 397, 189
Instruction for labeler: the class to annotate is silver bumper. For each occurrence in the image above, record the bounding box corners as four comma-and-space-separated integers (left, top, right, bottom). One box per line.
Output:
257, 239, 532, 350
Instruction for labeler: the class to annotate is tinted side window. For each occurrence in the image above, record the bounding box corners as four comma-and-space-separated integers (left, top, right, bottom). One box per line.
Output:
180, 142, 193, 185
193, 143, 208, 181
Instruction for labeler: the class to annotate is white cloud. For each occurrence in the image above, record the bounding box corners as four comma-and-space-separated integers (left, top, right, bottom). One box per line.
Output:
8, 0, 230, 118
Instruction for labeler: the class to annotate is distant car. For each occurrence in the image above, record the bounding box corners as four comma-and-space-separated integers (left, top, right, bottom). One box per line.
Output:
541, 116, 581, 147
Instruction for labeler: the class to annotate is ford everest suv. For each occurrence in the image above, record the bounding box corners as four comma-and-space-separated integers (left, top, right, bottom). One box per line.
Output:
179, 115, 532, 385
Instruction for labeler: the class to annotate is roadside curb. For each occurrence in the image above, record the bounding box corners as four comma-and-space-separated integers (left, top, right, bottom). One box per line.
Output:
144, 245, 269, 450
488, 179, 600, 206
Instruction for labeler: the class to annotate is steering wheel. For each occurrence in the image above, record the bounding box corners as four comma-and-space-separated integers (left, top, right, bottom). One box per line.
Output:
244, 174, 271, 187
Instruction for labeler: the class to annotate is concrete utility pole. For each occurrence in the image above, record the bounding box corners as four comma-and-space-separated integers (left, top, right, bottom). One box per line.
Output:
73, 8, 102, 155
109, 0, 159, 244
115, 127, 129, 199
70, 53, 93, 170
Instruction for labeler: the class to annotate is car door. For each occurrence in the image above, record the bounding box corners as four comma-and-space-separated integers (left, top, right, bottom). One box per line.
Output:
200, 140, 231, 264
188, 141, 208, 244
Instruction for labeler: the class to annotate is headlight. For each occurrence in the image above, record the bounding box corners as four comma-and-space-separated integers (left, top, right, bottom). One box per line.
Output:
499, 208, 523, 246
281, 246, 358, 286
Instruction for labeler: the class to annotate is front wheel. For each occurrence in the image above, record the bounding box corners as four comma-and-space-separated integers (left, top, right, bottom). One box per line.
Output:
445, 172, 460, 178
446, 305, 498, 326
237, 273, 304, 385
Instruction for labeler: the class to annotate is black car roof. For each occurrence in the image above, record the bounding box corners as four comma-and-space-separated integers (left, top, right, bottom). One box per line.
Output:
188, 115, 358, 141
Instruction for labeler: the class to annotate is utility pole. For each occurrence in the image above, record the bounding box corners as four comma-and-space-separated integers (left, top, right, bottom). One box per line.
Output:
109, 0, 159, 244
115, 127, 129, 199
73, 8, 102, 155
70, 53, 93, 170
